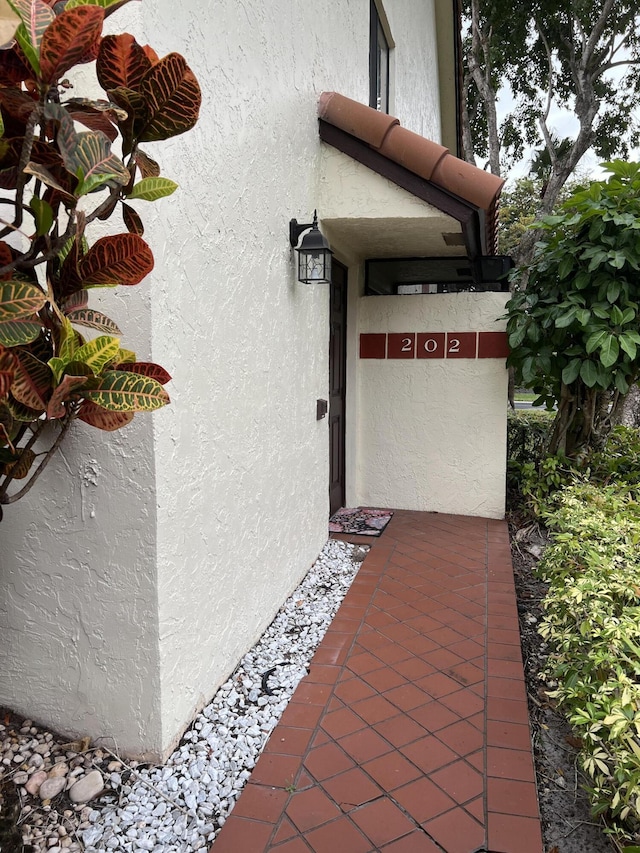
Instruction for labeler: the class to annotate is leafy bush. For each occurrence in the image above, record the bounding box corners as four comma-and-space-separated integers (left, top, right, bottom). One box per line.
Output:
507, 417, 640, 515
539, 483, 640, 836
0, 0, 201, 516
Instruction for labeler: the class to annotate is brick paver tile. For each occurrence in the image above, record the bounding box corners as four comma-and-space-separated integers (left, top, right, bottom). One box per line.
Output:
408, 701, 460, 733
304, 816, 373, 853
339, 728, 393, 762
423, 808, 485, 853
487, 720, 533, 750
379, 831, 442, 852
323, 766, 383, 810
352, 695, 399, 725
271, 838, 312, 852
212, 816, 272, 853
374, 714, 427, 748
362, 751, 422, 791
487, 778, 540, 818
286, 787, 341, 832
487, 813, 544, 853
392, 776, 456, 823
400, 736, 457, 774
264, 727, 315, 757
351, 798, 417, 847
251, 753, 303, 788
436, 719, 485, 757
321, 707, 367, 739
487, 747, 536, 783
231, 784, 290, 822
334, 677, 377, 704
430, 759, 484, 804
304, 742, 355, 782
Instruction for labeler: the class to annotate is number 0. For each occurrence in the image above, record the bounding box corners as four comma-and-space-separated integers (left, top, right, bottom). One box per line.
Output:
424, 338, 438, 353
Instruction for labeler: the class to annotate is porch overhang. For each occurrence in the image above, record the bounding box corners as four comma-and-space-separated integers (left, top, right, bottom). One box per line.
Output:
317, 92, 504, 261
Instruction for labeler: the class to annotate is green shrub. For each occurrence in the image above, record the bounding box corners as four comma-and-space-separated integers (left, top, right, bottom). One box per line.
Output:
539, 483, 640, 834
508, 419, 640, 516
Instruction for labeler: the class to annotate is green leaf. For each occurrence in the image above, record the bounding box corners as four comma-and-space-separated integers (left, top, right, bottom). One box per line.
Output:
72, 335, 120, 374
561, 359, 581, 385
615, 371, 630, 394
29, 197, 53, 237
85, 369, 169, 411
62, 131, 129, 197
610, 304, 624, 326
621, 307, 636, 325
580, 361, 598, 387
0, 319, 41, 347
575, 309, 590, 326
607, 280, 621, 303
128, 177, 178, 202
599, 334, 619, 368
57, 316, 77, 365
557, 254, 573, 280
620, 335, 637, 360
555, 306, 577, 328
586, 330, 607, 354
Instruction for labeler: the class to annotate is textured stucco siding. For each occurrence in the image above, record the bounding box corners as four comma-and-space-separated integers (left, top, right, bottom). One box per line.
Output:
1, 0, 444, 758
355, 293, 509, 519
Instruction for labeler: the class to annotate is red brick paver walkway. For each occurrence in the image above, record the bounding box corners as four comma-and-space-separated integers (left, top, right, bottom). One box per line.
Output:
213, 511, 543, 853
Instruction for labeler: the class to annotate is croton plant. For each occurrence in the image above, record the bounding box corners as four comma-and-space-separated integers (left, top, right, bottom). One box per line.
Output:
0, 0, 201, 517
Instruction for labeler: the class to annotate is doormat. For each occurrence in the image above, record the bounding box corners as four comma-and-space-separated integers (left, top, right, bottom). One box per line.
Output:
329, 507, 394, 537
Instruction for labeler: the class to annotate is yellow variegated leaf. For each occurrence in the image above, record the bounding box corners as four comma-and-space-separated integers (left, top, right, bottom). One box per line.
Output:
86, 369, 169, 411
128, 177, 178, 202
72, 335, 120, 374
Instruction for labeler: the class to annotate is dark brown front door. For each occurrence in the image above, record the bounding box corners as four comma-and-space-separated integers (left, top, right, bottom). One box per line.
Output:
329, 261, 347, 515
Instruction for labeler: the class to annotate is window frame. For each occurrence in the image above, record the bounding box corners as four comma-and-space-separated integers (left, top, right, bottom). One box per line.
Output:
369, 0, 391, 113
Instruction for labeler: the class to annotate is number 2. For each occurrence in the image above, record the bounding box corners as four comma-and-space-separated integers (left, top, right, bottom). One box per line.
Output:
401, 338, 412, 352
448, 338, 460, 354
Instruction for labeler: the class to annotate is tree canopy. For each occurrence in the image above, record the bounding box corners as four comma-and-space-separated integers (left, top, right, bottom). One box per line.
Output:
462, 0, 640, 263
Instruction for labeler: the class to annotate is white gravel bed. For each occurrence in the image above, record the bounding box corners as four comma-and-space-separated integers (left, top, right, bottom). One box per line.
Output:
1, 539, 368, 853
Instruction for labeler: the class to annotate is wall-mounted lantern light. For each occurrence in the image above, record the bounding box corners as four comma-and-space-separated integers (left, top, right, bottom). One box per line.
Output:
289, 210, 333, 284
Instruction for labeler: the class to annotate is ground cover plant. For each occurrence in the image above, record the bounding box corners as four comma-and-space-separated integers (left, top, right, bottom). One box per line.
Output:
509, 413, 640, 848
0, 0, 201, 518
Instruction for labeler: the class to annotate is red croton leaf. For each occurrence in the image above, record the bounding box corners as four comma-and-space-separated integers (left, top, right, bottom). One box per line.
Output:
0, 347, 17, 399
0, 46, 33, 87
66, 106, 118, 143
11, 350, 52, 410
97, 33, 152, 92
78, 399, 133, 431
47, 374, 87, 420
78, 233, 154, 286
138, 53, 201, 142
121, 202, 144, 236
39, 6, 104, 85
0, 241, 13, 280
113, 361, 171, 385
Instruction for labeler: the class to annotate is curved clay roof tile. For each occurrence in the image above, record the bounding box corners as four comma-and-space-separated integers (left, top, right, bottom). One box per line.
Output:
318, 91, 399, 150
379, 126, 448, 183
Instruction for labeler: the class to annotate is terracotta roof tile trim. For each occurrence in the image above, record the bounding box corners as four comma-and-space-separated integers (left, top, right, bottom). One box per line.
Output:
318, 91, 504, 222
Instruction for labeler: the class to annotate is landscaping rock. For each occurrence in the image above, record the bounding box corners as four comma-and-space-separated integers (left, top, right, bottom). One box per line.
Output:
69, 770, 104, 803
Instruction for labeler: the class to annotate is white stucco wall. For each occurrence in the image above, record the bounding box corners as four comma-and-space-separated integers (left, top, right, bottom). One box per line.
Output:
355, 293, 509, 518
1, 0, 444, 758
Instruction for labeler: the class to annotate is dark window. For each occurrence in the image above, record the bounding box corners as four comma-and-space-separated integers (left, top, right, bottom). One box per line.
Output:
365, 257, 513, 295
369, 0, 390, 112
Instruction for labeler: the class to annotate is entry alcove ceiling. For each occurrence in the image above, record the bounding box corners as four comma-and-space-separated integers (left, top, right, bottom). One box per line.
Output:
316, 92, 504, 264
